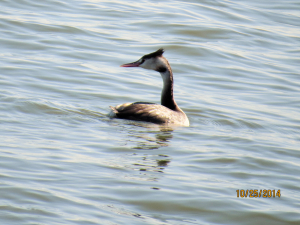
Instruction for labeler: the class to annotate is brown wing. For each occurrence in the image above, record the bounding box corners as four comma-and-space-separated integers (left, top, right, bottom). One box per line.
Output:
113, 102, 172, 124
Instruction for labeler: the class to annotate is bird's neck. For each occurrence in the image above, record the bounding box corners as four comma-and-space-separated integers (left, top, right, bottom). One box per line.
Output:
160, 69, 179, 111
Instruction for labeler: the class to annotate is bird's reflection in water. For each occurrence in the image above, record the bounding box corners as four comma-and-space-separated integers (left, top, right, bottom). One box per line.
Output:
133, 154, 171, 175
123, 121, 174, 150
130, 123, 174, 177
111, 120, 176, 176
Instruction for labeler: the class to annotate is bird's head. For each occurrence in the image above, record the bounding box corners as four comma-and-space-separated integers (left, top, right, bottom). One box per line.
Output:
121, 48, 169, 73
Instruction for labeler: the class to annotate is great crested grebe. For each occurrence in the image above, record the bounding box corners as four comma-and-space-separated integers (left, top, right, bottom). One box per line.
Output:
109, 49, 189, 126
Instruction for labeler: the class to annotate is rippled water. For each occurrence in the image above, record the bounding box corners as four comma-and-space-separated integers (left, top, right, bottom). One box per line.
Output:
1, 0, 300, 224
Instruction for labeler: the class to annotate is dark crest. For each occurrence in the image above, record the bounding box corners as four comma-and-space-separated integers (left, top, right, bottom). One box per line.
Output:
142, 48, 164, 60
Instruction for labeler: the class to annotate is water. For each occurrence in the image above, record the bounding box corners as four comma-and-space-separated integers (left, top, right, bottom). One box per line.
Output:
1, 0, 300, 224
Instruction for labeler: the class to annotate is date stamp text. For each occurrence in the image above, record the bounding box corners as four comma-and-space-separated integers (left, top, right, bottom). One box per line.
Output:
236, 189, 281, 198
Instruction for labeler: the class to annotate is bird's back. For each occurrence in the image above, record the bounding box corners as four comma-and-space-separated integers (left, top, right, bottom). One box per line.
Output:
109, 102, 189, 126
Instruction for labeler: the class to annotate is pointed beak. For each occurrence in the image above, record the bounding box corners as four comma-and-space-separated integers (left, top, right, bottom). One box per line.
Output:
120, 60, 141, 67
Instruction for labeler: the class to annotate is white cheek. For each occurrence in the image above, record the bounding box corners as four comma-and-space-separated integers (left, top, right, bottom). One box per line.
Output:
140, 57, 167, 71
156, 58, 166, 68
141, 59, 156, 70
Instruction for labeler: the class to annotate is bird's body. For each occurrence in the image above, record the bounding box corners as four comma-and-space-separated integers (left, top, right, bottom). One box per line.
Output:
109, 49, 189, 126
109, 102, 189, 126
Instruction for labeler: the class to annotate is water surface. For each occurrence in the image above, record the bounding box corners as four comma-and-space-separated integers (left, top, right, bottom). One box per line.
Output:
1, 0, 300, 224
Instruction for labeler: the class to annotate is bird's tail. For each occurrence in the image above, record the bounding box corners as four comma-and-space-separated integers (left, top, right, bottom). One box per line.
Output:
108, 106, 118, 117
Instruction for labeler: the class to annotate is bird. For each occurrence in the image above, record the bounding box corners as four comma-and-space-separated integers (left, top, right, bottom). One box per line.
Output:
109, 48, 189, 126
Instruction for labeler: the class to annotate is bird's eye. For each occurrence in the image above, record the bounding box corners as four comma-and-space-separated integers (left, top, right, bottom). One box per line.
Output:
141, 59, 145, 64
